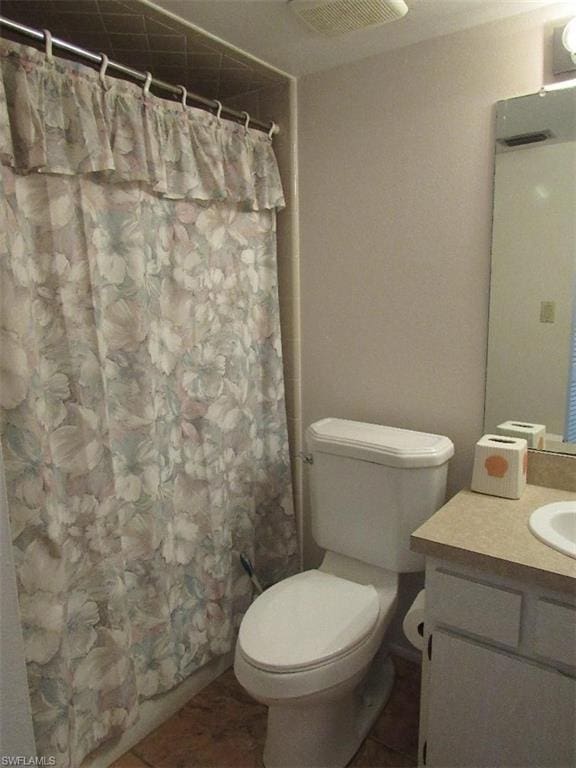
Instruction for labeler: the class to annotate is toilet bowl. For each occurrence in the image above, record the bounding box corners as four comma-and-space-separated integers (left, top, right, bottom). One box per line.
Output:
234, 419, 454, 768
235, 556, 399, 768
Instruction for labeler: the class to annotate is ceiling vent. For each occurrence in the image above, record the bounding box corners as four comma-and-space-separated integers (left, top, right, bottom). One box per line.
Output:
289, 0, 409, 37
497, 130, 554, 148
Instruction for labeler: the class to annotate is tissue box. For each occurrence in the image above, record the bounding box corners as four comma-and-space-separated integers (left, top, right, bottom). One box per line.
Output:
496, 421, 546, 450
471, 434, 528, 499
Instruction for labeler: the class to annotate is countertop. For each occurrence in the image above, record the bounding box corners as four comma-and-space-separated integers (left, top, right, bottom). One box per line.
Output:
411, 485, 576, 593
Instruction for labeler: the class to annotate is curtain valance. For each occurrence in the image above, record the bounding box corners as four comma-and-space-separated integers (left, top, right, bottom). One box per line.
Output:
0, 39, 285, 211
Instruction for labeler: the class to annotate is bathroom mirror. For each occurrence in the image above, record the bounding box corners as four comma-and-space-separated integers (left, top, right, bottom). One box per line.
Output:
484, 85, 576, 454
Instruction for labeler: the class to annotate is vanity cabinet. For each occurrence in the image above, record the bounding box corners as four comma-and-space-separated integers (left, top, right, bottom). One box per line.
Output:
418, 560, 576, 767
425, 631, 576, 766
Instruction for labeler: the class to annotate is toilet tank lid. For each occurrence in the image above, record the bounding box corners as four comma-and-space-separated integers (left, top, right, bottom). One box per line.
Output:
306, 418, 454, 468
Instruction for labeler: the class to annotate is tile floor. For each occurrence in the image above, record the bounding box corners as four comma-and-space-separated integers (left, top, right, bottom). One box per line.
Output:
111, 655, 420, 768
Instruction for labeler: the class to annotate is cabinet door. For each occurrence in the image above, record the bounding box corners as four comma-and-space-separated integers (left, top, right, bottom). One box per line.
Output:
426, 630, 576, 767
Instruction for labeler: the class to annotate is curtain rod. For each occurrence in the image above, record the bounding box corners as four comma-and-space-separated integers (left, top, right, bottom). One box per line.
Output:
0, 15, 279, 136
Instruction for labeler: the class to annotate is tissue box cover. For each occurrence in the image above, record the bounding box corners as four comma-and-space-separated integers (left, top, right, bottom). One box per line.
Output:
471, 434, 528, 499
496, 421, 546, 450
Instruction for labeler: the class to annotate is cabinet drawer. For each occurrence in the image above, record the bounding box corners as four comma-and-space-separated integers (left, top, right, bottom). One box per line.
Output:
534, 599, 576, 667
429, 569, 522, 647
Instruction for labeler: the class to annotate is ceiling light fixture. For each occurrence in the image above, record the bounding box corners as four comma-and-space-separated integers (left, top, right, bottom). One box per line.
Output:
562, 17, 576, 62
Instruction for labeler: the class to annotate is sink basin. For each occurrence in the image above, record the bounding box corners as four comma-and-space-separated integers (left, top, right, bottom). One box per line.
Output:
529, 502, 576, 559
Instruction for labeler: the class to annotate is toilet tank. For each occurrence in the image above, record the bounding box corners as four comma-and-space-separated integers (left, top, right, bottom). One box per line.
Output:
306, 419, 454, 572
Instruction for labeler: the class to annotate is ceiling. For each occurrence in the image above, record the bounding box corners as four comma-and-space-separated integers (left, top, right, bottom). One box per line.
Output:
0, 0, 286, 100
152, 0, 575, 76
1, 0, 572, 106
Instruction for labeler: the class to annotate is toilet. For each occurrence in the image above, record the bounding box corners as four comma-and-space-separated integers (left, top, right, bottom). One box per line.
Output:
234, 418, 454, 768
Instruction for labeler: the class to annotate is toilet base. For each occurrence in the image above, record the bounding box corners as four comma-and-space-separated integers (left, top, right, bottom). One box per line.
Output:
263, 650, 395, 768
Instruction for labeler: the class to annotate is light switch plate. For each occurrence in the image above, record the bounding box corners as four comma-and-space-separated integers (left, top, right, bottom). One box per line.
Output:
553, 25, 576, 75
540, 301, 556, 323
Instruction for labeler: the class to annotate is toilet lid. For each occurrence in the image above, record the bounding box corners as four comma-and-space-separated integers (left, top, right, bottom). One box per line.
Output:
238, 570, 380, 672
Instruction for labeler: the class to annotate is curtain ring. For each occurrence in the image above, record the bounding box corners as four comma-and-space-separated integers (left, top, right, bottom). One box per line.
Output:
43, 29, 53, 62
241, 111, 250, 131
268, 121, 278, 140
143, 71, 152, 97
179, 85, 187, 110
99, 54, 111, 91
214, 100, 223, 123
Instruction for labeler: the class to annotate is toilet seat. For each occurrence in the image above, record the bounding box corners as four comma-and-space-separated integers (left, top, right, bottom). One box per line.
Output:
238, 570, 380, 673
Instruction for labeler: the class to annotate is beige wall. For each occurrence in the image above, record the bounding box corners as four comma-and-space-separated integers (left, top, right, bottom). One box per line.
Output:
298, 5, 573, 566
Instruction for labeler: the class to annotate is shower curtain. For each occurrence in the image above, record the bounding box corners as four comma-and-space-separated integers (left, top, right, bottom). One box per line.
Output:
0, 39, 297, 767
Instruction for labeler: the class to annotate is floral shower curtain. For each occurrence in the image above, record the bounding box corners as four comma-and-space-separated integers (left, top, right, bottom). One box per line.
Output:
0, 39, 297, 767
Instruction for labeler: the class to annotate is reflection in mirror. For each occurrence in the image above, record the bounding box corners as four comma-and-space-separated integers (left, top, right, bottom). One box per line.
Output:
484, 86, 576, 455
